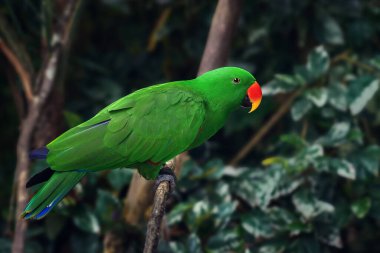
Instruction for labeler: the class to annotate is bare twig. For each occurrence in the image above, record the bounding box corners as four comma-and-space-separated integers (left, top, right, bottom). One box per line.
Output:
0, 39, 33, 102
143, 181, 171, 253
11, 1, 82, 253
229, 89, 303, 166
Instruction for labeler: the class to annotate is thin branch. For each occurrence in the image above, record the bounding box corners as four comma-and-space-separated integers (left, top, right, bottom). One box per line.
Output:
143, 181, 171, 253
0, 39, 33, 102
229, 89, 304, 166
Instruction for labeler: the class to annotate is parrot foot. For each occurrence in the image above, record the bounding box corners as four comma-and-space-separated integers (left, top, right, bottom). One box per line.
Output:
154, 166, 176, 194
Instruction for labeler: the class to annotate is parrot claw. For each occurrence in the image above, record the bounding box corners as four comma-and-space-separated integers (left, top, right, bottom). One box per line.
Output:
154, 166, 176, 194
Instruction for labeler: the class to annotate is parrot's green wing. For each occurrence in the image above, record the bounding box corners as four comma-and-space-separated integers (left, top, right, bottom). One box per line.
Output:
103, 85, 206, 164
47, 85, 206, 178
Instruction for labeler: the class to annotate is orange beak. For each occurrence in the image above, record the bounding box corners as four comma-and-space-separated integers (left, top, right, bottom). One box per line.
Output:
247, 81, 262, 113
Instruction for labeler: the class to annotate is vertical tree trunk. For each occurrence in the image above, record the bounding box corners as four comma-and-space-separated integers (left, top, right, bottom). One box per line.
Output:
198, 0, 242, 75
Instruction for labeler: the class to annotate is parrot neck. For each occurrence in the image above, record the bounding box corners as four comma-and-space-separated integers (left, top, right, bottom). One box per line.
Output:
186, 79, 237, 147
189, 78, 240, 115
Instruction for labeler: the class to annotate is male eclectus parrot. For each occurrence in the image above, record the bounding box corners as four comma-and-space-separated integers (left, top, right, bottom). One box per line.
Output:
23, 67, 262, 220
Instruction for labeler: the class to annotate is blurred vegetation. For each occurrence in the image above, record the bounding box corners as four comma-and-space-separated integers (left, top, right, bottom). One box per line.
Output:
1, 0, 380, 252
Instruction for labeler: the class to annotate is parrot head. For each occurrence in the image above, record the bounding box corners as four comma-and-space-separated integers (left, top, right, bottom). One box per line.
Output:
194, 67, 262, 113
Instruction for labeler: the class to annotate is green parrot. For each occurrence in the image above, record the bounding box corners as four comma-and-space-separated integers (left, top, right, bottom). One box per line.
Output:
23, 67, 262, 219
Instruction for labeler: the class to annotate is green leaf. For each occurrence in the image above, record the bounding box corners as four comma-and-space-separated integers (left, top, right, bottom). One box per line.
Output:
186, 233, 202, 253
370, 55, 380, 70
271, 177, 305, 200
275, 74, 303, 86
106, 168, 133, 191
212, 201, 237, 229
95, 190, 120, 224
328, 83, 348, 111
348, 76, 379, 115
191, 159, 224, 180
267, 207, 297, 228
287, 221, 313, 236
73, 208, 101, 234
185, 200, 212, 231
233, 166, 282, 208
306, 46, 330, 80
314, 157, 356, 180
317, 122, 350, 146
241, 210, 275, 238
207, 229, 243, 252
305, 88, 328, 107
292, 189, 335, 219
262, 74, 303, 96
299, 144, 324, 162
351, 197, 371, 219
291, 97, 312, 121
280, 133, 308, 150
352, 145, 380, 178
316, 13, 344, 45
167, 203, 193, 226
168, 242, 186, 253
333, 159, 356, 180
258, 243, 286, 253
316, 227, 342, 248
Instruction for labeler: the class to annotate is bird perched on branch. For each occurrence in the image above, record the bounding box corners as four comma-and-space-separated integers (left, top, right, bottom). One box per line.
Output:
23, 67, 262, 219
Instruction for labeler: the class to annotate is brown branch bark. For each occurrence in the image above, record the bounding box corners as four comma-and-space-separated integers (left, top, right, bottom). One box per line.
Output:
198, 0, 242, 75
11, 1, 82, 253
143, 181, 170, 253
229, 89, 303, 166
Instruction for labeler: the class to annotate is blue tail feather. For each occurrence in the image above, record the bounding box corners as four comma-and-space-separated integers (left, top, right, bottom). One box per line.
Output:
29, 147, 49, 160
34, 195, 64, 220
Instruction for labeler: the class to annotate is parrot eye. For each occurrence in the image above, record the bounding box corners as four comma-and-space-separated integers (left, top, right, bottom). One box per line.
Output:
232, 77, 241, 84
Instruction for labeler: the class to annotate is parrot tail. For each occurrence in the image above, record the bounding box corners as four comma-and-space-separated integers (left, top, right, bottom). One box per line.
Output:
29, 147, 49, 160
22, 171, 86, 220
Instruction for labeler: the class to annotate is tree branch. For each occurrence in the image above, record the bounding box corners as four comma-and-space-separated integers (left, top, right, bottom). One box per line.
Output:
11, 1, 82, 253
143, 181, 171, 253
198, 0, 242, 75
